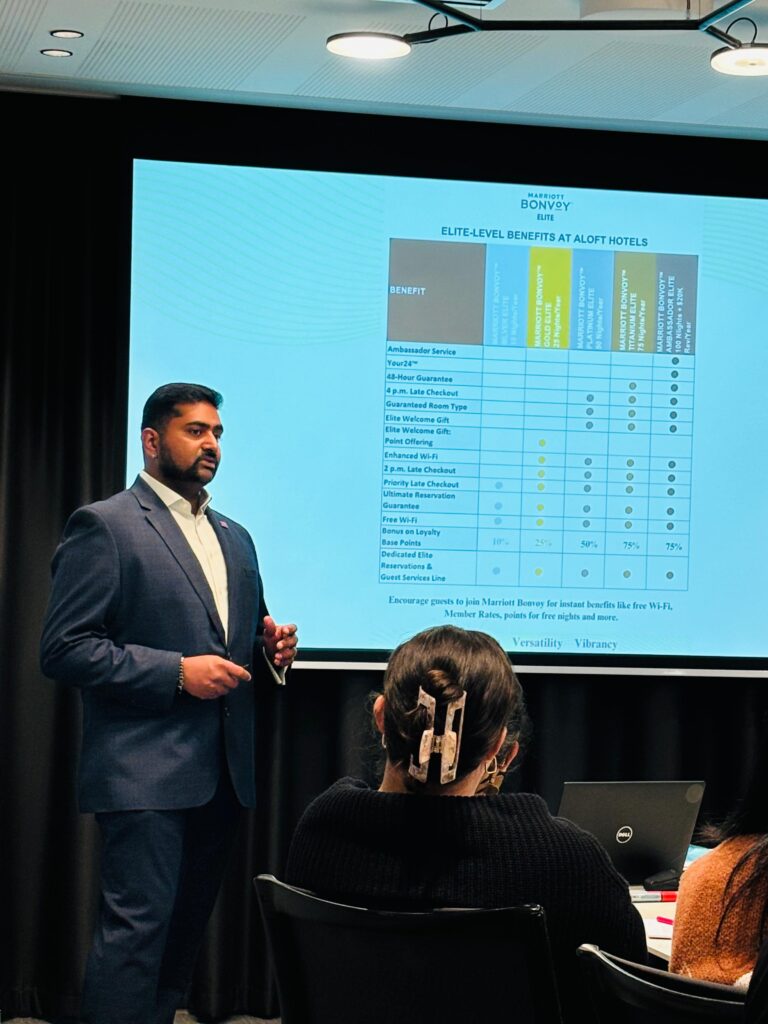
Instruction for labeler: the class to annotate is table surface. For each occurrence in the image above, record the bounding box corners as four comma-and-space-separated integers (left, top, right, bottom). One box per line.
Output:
629, 887, 676, 961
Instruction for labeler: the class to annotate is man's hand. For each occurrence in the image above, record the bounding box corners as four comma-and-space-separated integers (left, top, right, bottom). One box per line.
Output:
263, 616, 298, 669
182, 655, 251, 700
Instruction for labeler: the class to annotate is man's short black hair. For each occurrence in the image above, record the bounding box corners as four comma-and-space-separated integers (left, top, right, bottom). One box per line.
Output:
141, 383, 223, 432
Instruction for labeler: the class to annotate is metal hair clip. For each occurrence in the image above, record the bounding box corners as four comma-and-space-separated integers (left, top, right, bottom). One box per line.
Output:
408, 686, 467, 785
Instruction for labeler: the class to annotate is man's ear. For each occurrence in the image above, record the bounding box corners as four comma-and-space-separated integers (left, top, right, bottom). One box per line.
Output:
142, 427, 159, 462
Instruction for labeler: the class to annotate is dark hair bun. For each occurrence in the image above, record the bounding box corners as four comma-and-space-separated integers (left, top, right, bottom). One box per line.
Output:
381, 625, 526, 789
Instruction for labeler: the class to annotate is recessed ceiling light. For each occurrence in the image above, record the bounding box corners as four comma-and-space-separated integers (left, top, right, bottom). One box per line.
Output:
41, 48, 73, 57
50, 29, 84, 39
326, 32, 411, 59
711, 43, 768, 75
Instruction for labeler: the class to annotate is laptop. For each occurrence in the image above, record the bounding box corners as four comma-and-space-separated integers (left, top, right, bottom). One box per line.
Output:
557, 781, 705, 886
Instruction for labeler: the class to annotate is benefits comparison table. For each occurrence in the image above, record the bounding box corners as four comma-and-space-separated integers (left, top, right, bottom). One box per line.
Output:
379, 239, 696, 590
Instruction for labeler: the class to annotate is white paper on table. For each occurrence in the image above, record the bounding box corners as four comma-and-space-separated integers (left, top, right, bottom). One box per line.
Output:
644, 919, 674, 940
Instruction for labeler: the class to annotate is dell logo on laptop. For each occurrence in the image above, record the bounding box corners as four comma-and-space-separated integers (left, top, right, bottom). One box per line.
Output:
616, 826, 633, 843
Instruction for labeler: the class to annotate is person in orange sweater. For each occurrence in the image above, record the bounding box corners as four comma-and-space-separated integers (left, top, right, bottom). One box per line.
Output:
671, 730, 768, 987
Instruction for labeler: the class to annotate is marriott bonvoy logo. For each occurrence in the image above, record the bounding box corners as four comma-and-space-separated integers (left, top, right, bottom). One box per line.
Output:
520, 192, 572, 213
616, 825, 634, 844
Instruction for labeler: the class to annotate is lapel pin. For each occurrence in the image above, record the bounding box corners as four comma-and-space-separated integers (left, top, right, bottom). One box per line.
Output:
219, 520, 229, 529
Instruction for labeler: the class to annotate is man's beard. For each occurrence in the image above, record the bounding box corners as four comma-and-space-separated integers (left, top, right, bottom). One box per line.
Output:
157, 442, 217, 484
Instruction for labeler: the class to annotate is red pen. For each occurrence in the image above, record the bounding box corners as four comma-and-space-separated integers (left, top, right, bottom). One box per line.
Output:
631, 890, 678, 903
657, 916, 674, 926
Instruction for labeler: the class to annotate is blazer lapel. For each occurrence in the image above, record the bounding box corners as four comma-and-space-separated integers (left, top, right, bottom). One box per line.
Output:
130, 478, 227, 645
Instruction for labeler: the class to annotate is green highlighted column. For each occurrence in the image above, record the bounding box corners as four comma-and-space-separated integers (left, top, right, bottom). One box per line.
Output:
613, 253, 656, 352
527, 247, 572, 349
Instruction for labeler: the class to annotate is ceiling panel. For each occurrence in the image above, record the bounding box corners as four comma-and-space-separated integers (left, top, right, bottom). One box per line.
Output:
1, 0, 768, 139
0, 0, 47, 73
508, 38, 723, 121
77, 3, 305, 90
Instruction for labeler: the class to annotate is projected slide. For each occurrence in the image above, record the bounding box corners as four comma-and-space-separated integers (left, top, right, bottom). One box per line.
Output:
129, 160, 768, 660
381, 241, 695, 599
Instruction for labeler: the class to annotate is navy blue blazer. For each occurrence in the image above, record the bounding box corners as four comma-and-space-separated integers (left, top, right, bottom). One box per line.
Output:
41, 476, 269, 812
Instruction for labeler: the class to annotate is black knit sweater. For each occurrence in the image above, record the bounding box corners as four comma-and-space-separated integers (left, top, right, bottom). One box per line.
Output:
286, 778, 647, 1014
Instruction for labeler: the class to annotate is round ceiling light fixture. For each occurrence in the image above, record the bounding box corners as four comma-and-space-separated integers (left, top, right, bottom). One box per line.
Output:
50, 29, 84, 39
326, 32, 411, 59
711, 16, 768, 77
40, 48, 73, 57
711, 42, 768, 75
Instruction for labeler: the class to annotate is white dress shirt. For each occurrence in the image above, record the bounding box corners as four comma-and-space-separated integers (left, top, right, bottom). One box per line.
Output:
139, 471, 285, 683
141, 470, 229, 637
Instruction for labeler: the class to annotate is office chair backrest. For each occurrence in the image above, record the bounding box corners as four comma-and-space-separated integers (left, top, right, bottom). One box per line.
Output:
577, 943, 746, 1024
254, 874, 562, 1024
747, 937, 768, 1024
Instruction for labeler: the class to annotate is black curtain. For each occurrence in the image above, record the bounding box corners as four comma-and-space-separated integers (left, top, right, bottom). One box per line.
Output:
2, 90, 767, 1021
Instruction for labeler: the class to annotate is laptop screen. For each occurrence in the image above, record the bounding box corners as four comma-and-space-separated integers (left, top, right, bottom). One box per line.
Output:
557, 781, 705, 886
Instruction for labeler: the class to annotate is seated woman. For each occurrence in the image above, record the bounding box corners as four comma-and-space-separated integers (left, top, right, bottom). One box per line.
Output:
286, 625, 646, 1014
671, 732, 768, 987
